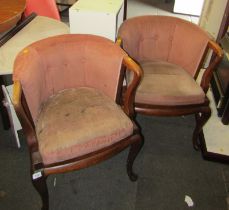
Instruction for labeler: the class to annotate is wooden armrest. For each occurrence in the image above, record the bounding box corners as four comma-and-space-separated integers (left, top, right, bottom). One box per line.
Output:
122, 56, 143, 118
200, 40, 224, 93
116, 38, 142, 117
13, 81, 38, 151
116, 37, 122, 46
116, 37, 122, 47
208, 40, 224, 57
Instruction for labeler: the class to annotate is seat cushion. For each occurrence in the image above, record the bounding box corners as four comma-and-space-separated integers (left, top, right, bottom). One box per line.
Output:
35, 87, 133, 165
135, 60, 205, 106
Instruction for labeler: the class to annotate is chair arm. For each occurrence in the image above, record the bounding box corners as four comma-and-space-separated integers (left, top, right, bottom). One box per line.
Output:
12, 81, 38, 151
116, 37, 122, 47
200, 40, 223, 93
122, 56, 143, 118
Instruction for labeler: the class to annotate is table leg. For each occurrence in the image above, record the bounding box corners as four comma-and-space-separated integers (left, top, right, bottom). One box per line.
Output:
124, 0, 127, 20
222, 99, 229, 125
0, 76, 10, 129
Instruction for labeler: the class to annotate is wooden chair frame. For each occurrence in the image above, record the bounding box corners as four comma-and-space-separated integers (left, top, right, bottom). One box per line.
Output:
117, 37, 223, 150
12, 55, 143, 210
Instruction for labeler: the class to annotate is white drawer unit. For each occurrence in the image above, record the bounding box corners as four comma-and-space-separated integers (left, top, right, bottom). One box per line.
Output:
173, 0, 204, 16
69, 0, 124, 41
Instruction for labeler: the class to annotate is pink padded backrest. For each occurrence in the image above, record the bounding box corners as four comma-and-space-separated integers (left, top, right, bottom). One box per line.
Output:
118, 15, 210, 77
24, 0, 60, 20
13, 34, 127, 122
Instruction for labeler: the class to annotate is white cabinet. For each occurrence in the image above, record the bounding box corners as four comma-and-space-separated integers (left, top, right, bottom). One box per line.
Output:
69, 0, 124, 41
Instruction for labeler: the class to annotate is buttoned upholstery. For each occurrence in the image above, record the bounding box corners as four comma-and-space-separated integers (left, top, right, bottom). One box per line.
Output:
118, 15, 209, 77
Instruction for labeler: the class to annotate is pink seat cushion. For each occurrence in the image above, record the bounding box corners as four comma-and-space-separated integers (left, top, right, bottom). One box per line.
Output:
135, 60, 205, 106
36, 87, 133, 165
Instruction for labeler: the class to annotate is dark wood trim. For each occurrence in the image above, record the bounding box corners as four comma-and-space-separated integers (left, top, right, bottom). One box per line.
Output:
222, 99, 229, 124
123, 56, 143, 118
43, 132, 140, 175
200, 41, 223, 93
123, 0, 127, 20
134, 97, 210, 117
0, 77, 10, 129
56, 3, 72, 7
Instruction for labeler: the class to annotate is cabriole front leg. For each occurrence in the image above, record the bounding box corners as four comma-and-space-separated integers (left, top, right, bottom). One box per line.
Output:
31, 170, 49, 210
127, 134, 143, 181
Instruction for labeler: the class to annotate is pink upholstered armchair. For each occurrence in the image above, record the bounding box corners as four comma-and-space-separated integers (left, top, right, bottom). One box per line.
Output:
117, 15, 223, 150
12, 34, 143, 210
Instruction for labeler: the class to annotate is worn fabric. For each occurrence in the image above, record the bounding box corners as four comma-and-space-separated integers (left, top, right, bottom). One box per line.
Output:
134, 60, 205, 105
36, 87, 133, 165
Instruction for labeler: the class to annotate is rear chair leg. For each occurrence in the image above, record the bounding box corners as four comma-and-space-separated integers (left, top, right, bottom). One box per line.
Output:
127, 134, 143, 181
193, 108, 211, 150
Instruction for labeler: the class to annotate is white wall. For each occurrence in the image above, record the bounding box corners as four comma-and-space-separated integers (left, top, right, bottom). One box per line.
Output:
199, 0, 228, 39
173, 0, 204, 16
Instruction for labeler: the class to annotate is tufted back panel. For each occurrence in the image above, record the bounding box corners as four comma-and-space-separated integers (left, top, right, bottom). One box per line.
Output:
13, 34, 127, 122
118, 15, 210, 77
24, 0, 61, 20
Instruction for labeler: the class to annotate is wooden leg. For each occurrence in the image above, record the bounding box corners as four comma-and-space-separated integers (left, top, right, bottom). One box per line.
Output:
192, 107, 211, 150
222, 99, 229, 125
126, 134, 143, 182
31, 170, 49, 210
123, 0, 127, 20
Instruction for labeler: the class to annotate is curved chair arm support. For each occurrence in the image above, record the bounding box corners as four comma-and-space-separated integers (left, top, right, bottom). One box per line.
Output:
13, 81, 38, 151
116, 37, 122, 47
200, 40, 223, 93
123, 56, 143, 118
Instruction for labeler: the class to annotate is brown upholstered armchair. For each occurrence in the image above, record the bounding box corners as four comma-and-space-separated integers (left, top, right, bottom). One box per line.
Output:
117, 15, 223, 150
12, 34, 143, 210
